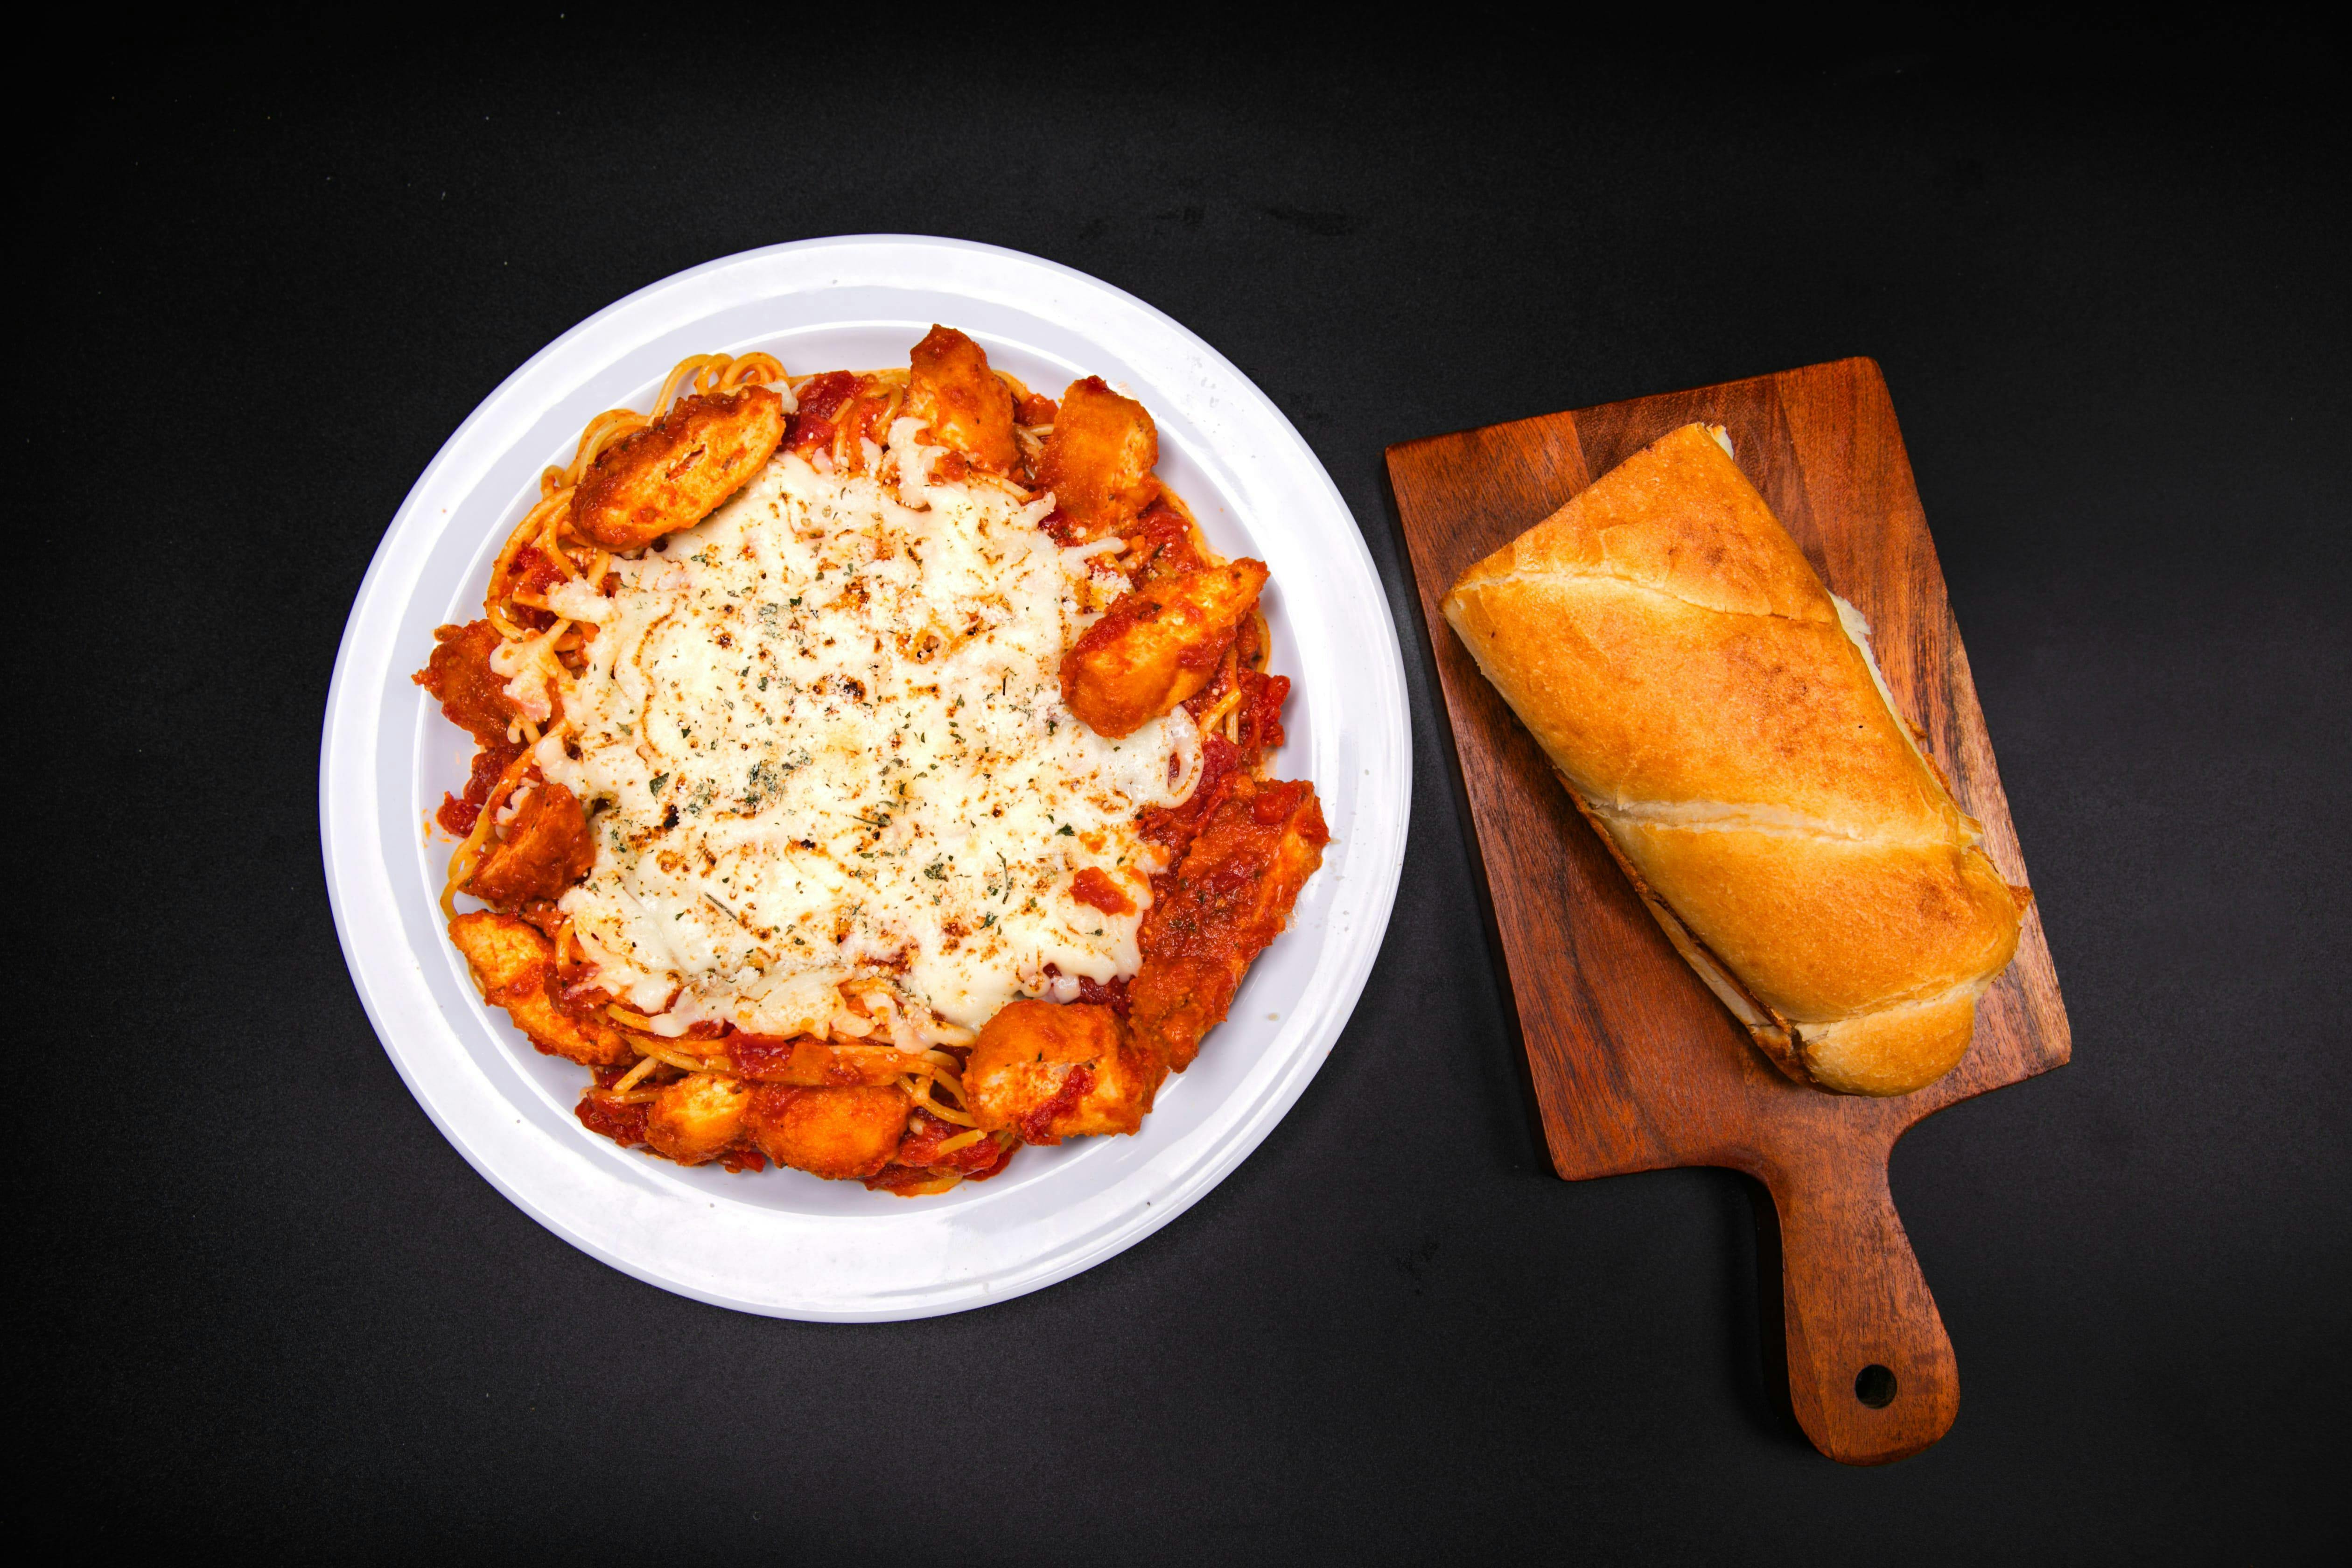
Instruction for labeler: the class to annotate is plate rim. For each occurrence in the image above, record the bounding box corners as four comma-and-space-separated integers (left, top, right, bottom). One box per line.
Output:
318, 234, 1409, 1320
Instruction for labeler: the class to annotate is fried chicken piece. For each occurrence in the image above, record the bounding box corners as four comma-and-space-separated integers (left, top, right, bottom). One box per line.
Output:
644, 1072, 754, 1166
965, 1000, 1162, 1145
1129, 777, 1329, 1072
570, 386, 786, 550
744, 1084, 912, 1181
1061, 560, 1269, 738
905, 325, 1018, 474
414, 619, 516, 744
1036, 376, 1158, 540
448, 910, 634, 1067
462, 781, 595, 906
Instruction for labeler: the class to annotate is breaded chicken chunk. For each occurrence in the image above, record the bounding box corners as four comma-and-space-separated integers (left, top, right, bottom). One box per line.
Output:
905, 325, 1018, 474
447, 910, 635, 1067
965, 1000, 1161, 1145
463, 781, 595, 906
745, 1084, 912, 1180
414, 619, 517, 743
1129, 777, 1329, 1072
1036, 376, 1158, 539
571, 386, 786, 550
644, 1072, 754, 1166
1061, 560, 1269, 738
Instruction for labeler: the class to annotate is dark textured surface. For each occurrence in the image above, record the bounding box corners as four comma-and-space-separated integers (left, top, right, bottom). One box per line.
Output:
30, 15, 2347, 1562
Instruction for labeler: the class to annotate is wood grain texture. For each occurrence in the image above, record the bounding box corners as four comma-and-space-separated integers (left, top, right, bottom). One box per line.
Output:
1386, 358, 2070, 1465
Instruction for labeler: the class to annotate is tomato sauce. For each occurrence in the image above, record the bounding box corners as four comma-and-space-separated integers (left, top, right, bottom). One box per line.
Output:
1040, 964, 1133, 1017
1127, 504, 1206, 582
575, 1092, 649, 1148
727, 1032, 868, 1085
785, 371, 856, 455
502, 546, 569, 630
960, 1137, 1016, 1182
1070, 867, 1136, 916
894, 1113, 1008, 1174
552, 976, 616, 1028
1140, 732, 1245, 857
862, 1164, 952, 1196
435, 737, 522, 835
1240, 671, 1290, 754
1074, 973, 1132, 1016
723, 1032, 801, 1082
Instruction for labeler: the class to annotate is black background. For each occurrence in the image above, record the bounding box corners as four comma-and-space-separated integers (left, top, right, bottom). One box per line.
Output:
30, 12, 2347, 1562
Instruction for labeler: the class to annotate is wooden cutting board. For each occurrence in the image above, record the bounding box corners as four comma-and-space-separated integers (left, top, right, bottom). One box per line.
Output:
1385, 357, 2070, 1466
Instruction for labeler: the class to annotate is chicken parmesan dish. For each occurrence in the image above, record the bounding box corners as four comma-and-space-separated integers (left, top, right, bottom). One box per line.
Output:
414, 328, 1326, 1196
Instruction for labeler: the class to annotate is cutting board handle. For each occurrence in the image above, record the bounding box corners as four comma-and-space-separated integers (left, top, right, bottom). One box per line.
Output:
1760, 1139, 1960, 1464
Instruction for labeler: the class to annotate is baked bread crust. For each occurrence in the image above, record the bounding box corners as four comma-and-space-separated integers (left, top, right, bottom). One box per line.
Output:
1442, 422, 2024, 1096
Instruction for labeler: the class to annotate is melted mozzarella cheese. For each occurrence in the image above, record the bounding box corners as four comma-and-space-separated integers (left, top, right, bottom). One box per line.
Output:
531, 428, 1195, 1043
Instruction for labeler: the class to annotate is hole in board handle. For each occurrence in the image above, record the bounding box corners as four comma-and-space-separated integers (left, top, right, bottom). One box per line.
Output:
1854, 1364, 1898, 1408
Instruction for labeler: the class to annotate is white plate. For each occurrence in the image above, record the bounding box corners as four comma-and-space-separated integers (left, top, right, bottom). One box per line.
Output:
319, 236, 1410, 1320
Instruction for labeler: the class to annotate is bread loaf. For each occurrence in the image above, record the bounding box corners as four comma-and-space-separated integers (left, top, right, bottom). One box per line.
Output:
1441, 422, 2027, 1096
